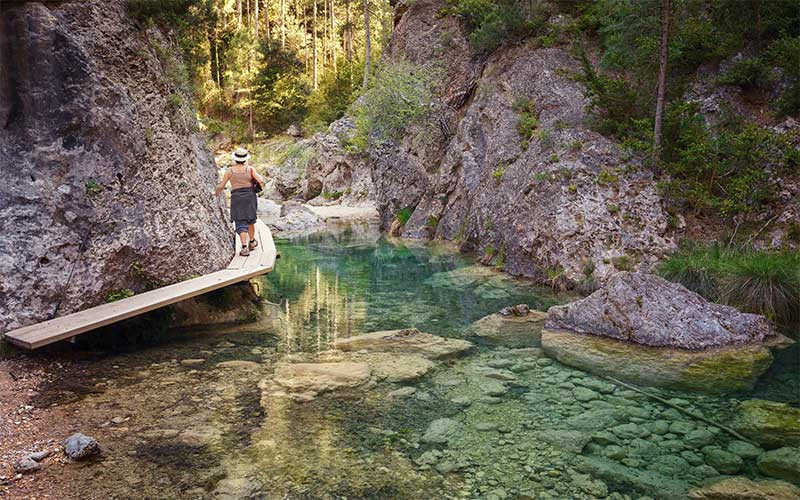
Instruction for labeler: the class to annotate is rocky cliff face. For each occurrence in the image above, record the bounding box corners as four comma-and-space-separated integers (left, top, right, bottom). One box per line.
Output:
308, 0, 676, 286
0, 1, 231, 331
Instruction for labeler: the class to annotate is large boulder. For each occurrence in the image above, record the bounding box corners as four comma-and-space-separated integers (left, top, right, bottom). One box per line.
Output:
269, 201, 325, 236
732, 400, 800, 449
546, 272, 776, 349
541, 272, 787, 393
758, 447, 800, 486
334, 328, 473, 360
688, 476, 800, 499
541, 329, 773, 393
0, 1, 231, 331
467, 304, 548, 348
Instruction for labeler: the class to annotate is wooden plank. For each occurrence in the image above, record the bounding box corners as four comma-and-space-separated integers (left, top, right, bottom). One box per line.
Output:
2, 224, 277, 350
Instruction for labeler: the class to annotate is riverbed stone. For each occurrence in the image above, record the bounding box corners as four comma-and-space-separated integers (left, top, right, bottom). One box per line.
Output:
422, 418, 461, 445
566, 409, 624, 432
62, 433, 100, 460
212, 477, 262, 499
732, 400, 800, 448
572, 386, 599, 402
467, 308, 549, 348
685, 429, 715, 448
334, 328, 473, 359
270, 362, 371, 399
611, 423, 648, 440
669, 421, 696, 435
576, 455, 689, 499
370, 354, 435, 382
757, 447, 800, 485
704, 447, 743, 474
478, 378, 508, 396
727, 440, 764, 460
688, 476, 800, 499
216, 360, 262, 370
649, 420, 670, 435
388, 386, 417, 398
537, 430, 591, 454
541, 329, 773, 393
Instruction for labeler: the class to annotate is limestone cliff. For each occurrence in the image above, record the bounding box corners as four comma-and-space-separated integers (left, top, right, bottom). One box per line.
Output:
0, 1, 231, 331
306, 0, 676, 286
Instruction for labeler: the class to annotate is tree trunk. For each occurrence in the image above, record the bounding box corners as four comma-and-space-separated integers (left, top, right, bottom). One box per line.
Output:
280, 0, 286, 49
331, 0, 337, 74
346, 0, 352, 63
362, 0, 370, 90
265, 0, 272, 46
237, 0, 243, 28
313, 0, 318, 90
322, 0, 328, 74
255, 0, 260, 37
653, 0, 669, 165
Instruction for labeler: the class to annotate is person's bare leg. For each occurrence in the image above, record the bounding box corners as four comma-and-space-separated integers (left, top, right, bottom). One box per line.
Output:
248, 224, 255, 241
239, 231, 250, 248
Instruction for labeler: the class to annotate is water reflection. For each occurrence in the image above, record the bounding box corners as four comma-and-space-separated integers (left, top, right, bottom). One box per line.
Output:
258, 222, 567, 357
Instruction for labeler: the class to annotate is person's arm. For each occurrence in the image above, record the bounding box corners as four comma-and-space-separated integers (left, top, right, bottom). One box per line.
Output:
214, 169, 231, 196
250, 167, 267, 186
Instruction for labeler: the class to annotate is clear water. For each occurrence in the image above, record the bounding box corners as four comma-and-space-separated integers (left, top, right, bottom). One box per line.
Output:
20, 223, 800, 499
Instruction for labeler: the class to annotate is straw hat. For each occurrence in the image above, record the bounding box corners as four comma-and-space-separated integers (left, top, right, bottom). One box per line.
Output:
231, 147, 250, 163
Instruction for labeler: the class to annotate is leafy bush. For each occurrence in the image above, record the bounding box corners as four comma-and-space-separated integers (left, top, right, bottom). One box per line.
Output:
718, 57, 771, 89
768, 37, 800, 117
127, 0, 205, 25
348, 60, 435, 152
657, 104, 798, 217
514, 97, 539, 141
441, 0, 543, 54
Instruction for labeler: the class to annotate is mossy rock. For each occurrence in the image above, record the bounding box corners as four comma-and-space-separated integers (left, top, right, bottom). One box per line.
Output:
732, 400, 800, 449
541, 328, 773, 394
467, 310, 548, 348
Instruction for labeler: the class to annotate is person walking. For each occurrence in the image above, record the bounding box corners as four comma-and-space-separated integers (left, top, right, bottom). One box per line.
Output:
214, 147, 266, 256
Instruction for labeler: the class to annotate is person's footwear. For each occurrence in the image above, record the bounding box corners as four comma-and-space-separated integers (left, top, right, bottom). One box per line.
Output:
249, 239, 258, 251
240, 247, 250, 256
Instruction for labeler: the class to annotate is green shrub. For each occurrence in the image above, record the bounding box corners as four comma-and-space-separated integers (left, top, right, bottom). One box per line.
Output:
349, 60, 435, 152
597, 169, 619, 186
303, 62, 362, 133
321, 191, 344, 200
611, 255, 635, 271
658, 104, 798, 217
396, 207, 414, 227
658, 243, 800, 328
106, 289, 135, 303
127, 0, 204, 25
718, 57, 771, 89
513, 97, 539, 140
724, 251, 800, 327
85, 179, 104, 196
492, 165, 505, 181
441, 0, 543, 54
426, 215, 440, 230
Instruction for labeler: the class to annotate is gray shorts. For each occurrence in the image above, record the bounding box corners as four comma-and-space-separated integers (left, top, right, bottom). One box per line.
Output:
234, 219, 256, 234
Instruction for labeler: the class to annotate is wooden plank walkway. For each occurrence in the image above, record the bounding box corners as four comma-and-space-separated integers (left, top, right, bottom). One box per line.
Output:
2, 219, 277, 350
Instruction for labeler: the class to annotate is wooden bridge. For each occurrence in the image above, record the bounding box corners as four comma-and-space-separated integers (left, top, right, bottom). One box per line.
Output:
2, 219, 277, 350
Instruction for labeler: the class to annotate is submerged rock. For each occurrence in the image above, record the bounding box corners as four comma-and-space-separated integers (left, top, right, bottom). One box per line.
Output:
467, 308, 549, 348
270, 201, 326, 236
688, 476, 800, 499
757, 447, 800, 486
732, 400, 800, 448
541, 329, 773, 393
335, 328, 473, 360
269, 362, 371, 401
576, 455, 689, 499
62, 433, 100, 460
421, 418, 461, 445
546, 272, 777, 349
